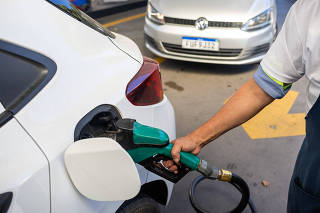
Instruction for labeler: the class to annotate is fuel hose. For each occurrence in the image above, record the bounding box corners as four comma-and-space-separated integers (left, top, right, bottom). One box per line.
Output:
191, 161, 258, 213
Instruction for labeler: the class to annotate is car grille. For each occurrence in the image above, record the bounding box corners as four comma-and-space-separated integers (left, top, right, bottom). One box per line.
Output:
162, 43, 242, 57
164, 17, 243, 28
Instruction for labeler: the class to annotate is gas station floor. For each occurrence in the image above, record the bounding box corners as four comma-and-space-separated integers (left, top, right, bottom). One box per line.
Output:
97, 1, 306, 212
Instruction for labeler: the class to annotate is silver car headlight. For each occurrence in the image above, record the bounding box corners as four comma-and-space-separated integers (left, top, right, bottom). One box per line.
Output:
241, 8, 273, 31
147, 2, 165, 25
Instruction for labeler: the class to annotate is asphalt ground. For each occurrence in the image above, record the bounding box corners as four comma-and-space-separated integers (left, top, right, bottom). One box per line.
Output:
97, 1, 307, 212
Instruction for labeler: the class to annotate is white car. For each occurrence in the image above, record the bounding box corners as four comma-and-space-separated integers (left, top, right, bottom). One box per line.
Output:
0, 0, 176, 212
144, 0, 277, 65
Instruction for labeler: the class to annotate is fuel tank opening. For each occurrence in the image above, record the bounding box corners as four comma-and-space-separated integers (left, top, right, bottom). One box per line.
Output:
74, 105, 122, 141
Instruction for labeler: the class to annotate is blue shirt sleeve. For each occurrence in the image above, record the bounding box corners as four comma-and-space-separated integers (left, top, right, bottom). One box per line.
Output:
254, 66, 292, 99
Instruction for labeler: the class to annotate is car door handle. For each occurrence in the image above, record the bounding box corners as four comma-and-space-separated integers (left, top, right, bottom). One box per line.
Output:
0, 192, 13, 213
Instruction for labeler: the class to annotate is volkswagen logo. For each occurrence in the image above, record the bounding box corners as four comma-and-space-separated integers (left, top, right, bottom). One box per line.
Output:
195, 17, 208, 30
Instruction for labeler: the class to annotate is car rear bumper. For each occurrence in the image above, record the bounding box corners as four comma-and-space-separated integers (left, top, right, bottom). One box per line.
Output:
144, 18, 276, 65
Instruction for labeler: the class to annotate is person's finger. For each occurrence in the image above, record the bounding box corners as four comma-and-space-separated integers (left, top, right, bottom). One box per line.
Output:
171, 142, 182, 164
169, 165, 179, 174
162, 160, 168, 168
162, 160, 174, 168
191, 147, 201, 155
168, 165, 178, 172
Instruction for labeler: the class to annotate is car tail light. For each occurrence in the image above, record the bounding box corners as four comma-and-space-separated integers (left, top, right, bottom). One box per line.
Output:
126, 57, 163, 106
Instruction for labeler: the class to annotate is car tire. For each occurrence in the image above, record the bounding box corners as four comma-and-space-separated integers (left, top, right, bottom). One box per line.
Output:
116, 193, 161, 213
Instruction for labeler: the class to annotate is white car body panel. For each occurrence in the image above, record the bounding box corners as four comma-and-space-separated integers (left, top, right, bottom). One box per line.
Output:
1, 0, 175, 212
111, 33, 143, 64
0, 119, 50, 213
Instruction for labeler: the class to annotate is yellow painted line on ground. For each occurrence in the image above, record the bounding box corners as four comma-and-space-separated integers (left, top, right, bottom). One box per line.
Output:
154, 57, 166, 64
240, 90, 306, 139
102, 12, 146, 28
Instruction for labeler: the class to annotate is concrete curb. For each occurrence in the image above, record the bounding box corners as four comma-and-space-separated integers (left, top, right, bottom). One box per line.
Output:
87, 0, 147, 19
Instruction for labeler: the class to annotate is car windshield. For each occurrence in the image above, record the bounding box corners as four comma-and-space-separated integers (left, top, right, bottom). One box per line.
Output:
47, 0, 115, 38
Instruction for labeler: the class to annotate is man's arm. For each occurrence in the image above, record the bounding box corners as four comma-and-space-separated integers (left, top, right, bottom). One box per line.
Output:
168, 78, 274, 167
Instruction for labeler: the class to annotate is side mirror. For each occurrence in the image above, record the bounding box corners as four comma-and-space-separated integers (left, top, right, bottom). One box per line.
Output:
64, 138, 140, 201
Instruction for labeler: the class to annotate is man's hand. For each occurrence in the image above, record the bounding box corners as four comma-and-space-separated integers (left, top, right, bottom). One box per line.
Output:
171, 135, 202, 163
162, 135, 202, 174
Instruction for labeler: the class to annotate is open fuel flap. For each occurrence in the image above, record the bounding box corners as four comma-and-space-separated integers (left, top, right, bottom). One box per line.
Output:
74, 104, 122, 141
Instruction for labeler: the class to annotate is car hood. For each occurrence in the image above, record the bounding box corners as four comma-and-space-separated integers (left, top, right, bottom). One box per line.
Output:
151, 0, 272, 22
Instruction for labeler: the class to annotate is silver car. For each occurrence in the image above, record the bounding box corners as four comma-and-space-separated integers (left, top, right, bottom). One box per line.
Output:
144, 0, 277, 65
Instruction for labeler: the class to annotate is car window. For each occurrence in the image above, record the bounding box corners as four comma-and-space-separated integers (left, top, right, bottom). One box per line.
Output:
0, 40, 56, 115
0, 50, 47, 109
47, 0, 115, 38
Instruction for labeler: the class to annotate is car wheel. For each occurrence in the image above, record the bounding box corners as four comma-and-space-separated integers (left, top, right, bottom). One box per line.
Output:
116, 193, 161, 213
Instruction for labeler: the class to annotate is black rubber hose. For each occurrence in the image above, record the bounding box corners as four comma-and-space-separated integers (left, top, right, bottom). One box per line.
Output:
229, 180, 257, 213
189, 175, 212, 213
229, 173, 250, 212
189, 174, 257, 213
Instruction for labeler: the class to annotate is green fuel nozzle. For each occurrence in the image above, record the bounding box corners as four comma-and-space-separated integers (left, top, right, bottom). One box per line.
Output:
113, 119, 202, 182
128, 143, 201, 171
115, 119, 201, 170
114, 119, 230, 182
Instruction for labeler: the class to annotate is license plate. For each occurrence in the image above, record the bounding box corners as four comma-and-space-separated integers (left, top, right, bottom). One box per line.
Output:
182, 37, 219, 51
